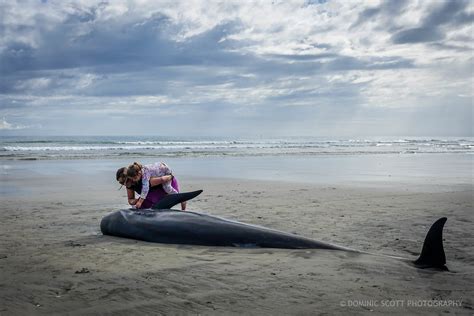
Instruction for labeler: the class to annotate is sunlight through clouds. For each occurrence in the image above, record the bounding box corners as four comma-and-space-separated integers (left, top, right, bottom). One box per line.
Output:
0, 0, 472, 136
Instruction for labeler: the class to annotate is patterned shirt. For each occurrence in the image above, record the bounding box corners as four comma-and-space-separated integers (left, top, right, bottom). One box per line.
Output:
139, 162, 176, 199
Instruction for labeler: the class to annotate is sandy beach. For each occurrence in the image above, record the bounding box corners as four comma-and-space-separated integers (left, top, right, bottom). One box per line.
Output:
2, 0, 473, 313
0, 158, 473, 315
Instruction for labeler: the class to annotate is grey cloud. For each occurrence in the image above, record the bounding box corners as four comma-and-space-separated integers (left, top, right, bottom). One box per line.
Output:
1, 11, 182, 75
250, 55, 413, 81
304, 0, 328, 5
351, 0, 472, 46
351, 0, 408, 29
391, 0, 472, 44
1, 11, 252, 95
1, 42, 37, 74
1, 1, 419, 100
325, 56, 414, 71
1, 1, 472, 137
2, 53, 415, 98
429, 42, 473, 52
351, 7, 380, 28
310, 43, 332, 50
265, 53, 338, 61
266, 85, 363, 105
423, 0, 471, 27
392, 27, 444, 44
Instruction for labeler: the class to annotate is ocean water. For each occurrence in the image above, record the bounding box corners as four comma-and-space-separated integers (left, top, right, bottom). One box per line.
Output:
1, 154, 472, 194
1, 136, 472, 191
0, 136, 473, 160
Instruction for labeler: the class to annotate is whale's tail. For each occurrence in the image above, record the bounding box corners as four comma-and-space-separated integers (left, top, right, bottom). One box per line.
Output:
152, 190, 203, 209
414, 217, 448, 270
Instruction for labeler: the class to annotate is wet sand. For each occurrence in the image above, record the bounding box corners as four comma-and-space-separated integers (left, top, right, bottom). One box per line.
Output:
0, 167, 473, 315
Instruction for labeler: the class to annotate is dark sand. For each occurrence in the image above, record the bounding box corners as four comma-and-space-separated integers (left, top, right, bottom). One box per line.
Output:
0, 165, 473, 315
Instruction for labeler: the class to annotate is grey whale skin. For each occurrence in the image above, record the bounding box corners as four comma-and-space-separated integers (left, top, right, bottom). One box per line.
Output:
100, 190, 448, 270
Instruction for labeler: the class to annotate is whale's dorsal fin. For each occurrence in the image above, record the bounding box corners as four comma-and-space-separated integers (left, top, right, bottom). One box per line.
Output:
152, 190, 203, 210
414, 217, 447, 270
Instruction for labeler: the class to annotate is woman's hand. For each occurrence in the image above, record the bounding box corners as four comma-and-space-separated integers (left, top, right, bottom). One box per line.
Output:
135, 198, 144, 209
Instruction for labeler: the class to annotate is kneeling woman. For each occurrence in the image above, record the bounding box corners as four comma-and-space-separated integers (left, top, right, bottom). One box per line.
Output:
116, 162, 186, 210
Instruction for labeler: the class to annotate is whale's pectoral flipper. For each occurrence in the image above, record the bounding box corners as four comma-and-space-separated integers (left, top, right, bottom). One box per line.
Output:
152, 190, 203, 210
414, 217, 447, 270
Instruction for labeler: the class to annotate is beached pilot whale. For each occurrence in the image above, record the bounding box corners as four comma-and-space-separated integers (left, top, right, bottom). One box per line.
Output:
100, 190, 448, 270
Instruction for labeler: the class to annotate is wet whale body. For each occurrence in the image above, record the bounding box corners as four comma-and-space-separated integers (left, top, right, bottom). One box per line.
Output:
100, 190, 448, 270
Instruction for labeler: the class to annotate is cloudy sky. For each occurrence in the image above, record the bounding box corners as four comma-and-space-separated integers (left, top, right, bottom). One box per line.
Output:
0, 0, 472, 136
